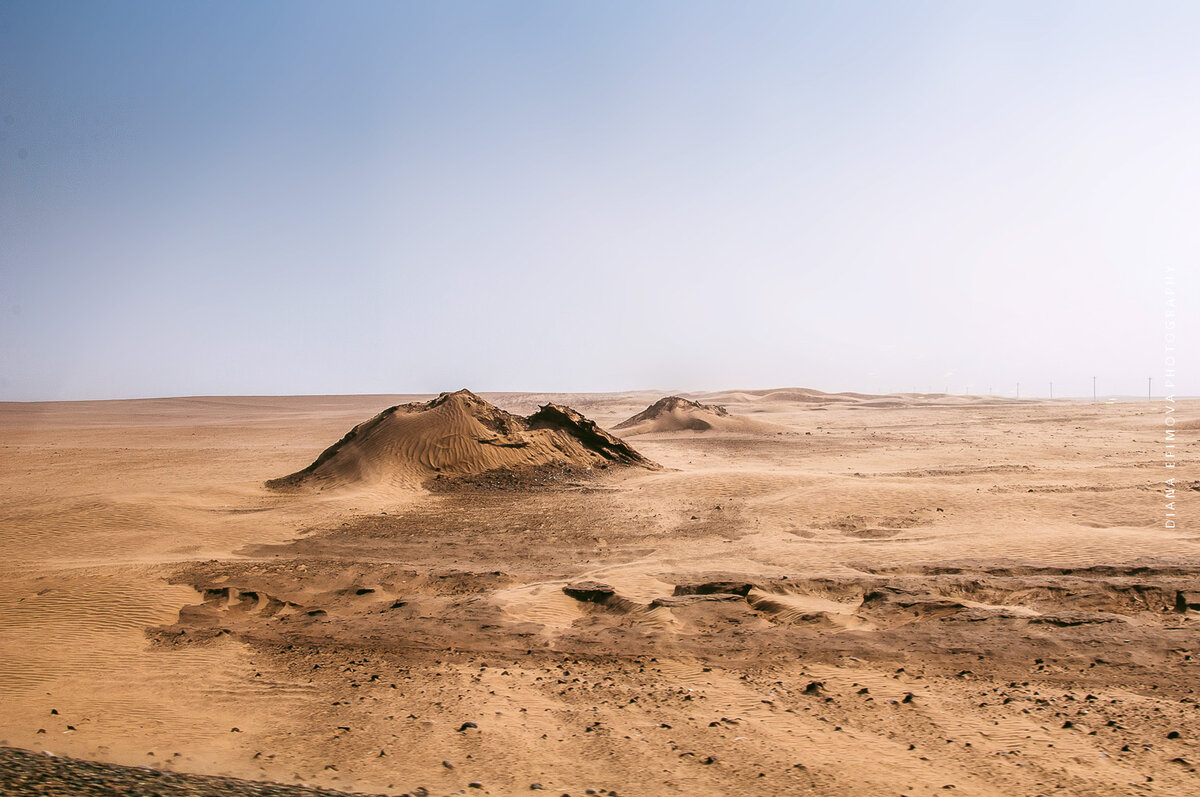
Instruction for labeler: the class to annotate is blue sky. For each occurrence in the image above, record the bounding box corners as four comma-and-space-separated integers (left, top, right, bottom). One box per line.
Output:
1, 1, 1196, 400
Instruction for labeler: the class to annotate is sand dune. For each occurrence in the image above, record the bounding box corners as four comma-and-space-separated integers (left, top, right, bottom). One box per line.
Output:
267, 389, 656, 489
614, 395, 789, 435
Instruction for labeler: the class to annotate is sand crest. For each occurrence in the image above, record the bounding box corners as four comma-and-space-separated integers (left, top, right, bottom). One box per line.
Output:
266, 389, 657, 489
614, 395, 788, 435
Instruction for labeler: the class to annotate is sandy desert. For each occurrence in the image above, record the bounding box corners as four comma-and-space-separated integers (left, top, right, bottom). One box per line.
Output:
0, 389, 1196, 796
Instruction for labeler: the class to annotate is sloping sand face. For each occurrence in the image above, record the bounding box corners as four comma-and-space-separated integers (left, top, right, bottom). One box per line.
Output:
1, 392, 1197, 796
267, 389, 657, 489
615, 395, 789, 435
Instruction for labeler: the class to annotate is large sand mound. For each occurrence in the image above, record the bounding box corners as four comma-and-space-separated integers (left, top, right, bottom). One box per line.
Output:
613, 395, 785, 435
267, 389, 657, 489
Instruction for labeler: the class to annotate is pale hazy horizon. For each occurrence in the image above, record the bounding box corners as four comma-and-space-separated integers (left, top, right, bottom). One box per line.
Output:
2, 1, 1195, 401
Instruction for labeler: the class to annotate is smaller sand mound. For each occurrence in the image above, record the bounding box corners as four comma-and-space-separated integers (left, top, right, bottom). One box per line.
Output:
613, 396, 787, 436
267, 389, 657, 490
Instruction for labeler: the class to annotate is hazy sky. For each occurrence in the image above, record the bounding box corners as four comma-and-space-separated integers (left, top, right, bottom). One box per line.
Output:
1, 1, 1196, 400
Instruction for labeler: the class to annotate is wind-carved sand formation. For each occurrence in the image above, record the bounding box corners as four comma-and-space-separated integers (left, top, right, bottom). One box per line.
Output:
266, 389, 658, 490
1, 389, 1198, 796
614, 395, 788, 435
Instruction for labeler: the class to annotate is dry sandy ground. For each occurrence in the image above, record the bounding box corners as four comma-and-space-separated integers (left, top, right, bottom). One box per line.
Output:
0, 390, 1197, 796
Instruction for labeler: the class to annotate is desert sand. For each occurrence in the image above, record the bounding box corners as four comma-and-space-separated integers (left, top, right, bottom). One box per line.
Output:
614, 396, 788, 436
1, 389, 1197, 796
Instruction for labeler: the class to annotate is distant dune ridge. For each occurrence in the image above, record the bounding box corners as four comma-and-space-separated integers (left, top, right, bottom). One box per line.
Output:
614, 395, 786, 435
266, 389, 657, 489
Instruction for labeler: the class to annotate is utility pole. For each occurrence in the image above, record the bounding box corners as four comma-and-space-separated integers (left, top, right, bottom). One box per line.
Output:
1093, 376, 1097, 403
1016, 382, 1020, 399
1050, 381, 1053, 399
1149, 376, 1153, 401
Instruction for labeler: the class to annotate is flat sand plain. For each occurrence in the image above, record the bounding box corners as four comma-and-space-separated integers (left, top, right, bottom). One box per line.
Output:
0, 390, 1197, 796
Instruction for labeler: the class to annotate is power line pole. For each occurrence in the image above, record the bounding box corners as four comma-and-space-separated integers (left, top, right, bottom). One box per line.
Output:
1050, 381, 1053, 399
1016, 382, 1020, 399
1149, 376, 1153, 401
1093, 376, 1097, 403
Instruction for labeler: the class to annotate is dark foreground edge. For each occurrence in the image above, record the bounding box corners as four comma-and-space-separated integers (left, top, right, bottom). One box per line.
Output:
0, 747, 393, 797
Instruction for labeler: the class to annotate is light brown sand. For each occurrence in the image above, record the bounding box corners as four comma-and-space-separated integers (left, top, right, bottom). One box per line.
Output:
0, 391, 1196, 796
614, 395, 788, 436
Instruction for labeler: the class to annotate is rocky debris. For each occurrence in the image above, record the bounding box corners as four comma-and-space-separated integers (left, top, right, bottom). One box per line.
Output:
0, 746, 391, 797
1028, 612, 1126, 627
426, 463, 603, 492
860, 587, 966, 614
649, 594, 745, 608
1175, 591, 1200, 612
673, 581, 756, 597
562, 582, 616, 603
